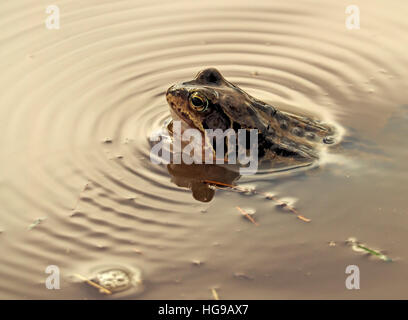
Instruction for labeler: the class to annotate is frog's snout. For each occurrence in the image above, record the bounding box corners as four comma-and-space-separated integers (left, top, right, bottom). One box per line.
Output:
166, 84, 176, 98
166, 84, 188, 101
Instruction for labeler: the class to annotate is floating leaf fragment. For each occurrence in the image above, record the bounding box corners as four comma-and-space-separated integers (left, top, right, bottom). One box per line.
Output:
346, 237, 392, 262
356, 244, 392, 262
28, 217, 46, 230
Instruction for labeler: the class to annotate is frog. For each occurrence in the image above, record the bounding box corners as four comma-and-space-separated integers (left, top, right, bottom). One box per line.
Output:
165, 68, 335, 167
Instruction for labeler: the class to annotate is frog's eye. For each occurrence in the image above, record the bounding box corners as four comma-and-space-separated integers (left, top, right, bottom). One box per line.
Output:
189, 92, 208, 112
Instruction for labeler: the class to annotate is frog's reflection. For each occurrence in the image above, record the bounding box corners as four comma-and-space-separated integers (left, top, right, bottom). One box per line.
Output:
167, 163, 241, 202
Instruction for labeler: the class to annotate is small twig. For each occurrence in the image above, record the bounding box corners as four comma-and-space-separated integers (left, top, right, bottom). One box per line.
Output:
203, 180, 247, 192
203, 180, 311, 223
73, 273, 112, 295
236, 206, 259, 226
297, 215, 311, 223
211, 288, 220, 300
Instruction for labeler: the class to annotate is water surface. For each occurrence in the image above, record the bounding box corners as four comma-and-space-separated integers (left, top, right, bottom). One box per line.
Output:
0, 0, 407, 299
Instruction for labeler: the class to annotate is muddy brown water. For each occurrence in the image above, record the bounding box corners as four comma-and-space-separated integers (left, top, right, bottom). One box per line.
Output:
0, 0, 408, 299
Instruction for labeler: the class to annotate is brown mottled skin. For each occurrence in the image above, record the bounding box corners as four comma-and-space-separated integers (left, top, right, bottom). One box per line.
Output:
166, 68, 333, 163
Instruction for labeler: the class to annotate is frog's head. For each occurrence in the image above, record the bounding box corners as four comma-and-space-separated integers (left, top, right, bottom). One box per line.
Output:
166, 68, 267, 133
166, 68, 335, 162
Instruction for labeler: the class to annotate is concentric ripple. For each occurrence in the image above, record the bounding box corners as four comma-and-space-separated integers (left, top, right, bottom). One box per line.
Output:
1, 0, 408, 299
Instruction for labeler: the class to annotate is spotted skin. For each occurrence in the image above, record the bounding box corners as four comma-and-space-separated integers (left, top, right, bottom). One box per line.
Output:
166, 68, 334, 164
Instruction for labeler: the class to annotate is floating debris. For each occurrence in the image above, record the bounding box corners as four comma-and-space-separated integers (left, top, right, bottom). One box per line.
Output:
328, 241, 336, 247
203, 180, 245, 191
346, 237, 392, 262
74, 273, 112, 295
203, 180, 311, 223
192, 259, 204, 266
74, 266, 144, 296
28, 217, 46, 230
211, 288, 220, 300
94, 269, 131, 293
241, 186, 256, 195
236, 206, 259, 226
264, 193, 277, 200
297, 215, 311, 223
233, 272, 254, 280
133, 248, 143, 255
98, 267, 142, 294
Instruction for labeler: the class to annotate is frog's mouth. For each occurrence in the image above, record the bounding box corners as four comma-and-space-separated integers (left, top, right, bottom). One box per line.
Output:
166, 89, 205, 133
166, 87, 193, 125
168, 108, 200, 134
